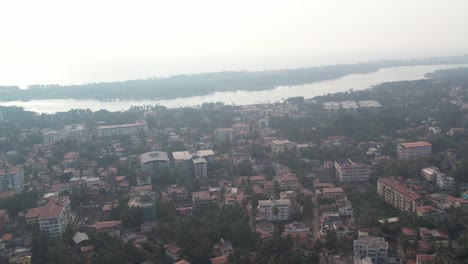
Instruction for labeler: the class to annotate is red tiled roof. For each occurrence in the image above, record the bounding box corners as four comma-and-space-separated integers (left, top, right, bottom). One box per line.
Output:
399, 142, 432, 148
280, 174, 299, 182
250, 175, 266, 182
1, 233, 12, 241
380, 178, 422, 201
210, 255, 228, 264
115, 176, 126, 182
26, 196, 69, 219
401, 227, 417, 236
0, 191, 16, 199
175, 260, 191, 264
164, 243, 183, 255
95, 220, 122, 230
323, 187, 344, 193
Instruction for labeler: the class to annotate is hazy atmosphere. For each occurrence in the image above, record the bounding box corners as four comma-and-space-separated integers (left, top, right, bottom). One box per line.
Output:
1, 0, 468, 87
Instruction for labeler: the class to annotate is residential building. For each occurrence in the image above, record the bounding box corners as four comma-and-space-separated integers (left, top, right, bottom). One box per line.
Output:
397, 142, 432, 159
96, 121, 148, 138
192, 191, 218, 209
213, 238, 233, 257
214, 128, 235, 143
421, 166, 441, 182
436, 173, 456, 191
128, 186, 156, 221
279, 174, 299, 191
140, 151, 170, 177
193, 157, 208, 178
258, 199, 290, 221
25, 196, 71, 237
172, 151, 193, 175
194, 149, 215, 162
136, 171, 151, 186
164, 243, 183, 261
0, 166, 24, 192
322, 187, 344, 199
377, 177, 423, 213
0, 210, 9, 230
353, 235, 388, 264
43, 130, 66, 144
334, 159, 371, 183
416, 206, 446, 222
271, 139, 294, 155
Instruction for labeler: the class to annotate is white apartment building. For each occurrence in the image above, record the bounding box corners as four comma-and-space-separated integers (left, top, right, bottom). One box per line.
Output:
0, 166, 24, 192
353, 236, 388, 264
26, 196, 71, 237
421, 166, 441, 182
258, 199, 291, 221
193, 157, 208, 178
43, 130, 66, 144
437, 174, 456, 191
96, 121, 148, 138
397, 142, 432, 159
335, 158, 371, 183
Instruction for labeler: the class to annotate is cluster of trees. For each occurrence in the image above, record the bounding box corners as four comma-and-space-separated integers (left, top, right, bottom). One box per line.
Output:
31, 229, 149, 264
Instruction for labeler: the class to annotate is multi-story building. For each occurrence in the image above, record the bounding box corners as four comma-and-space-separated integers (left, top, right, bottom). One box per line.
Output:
26, 196, 71, 237
279, 174, 299, 191
334, 159, 371, 183
136, 171, 152, 186
436, 173, 456, 191
377, 177, 423, 213
128, 185, 156, 221
0, 166, 24, 192
96, 121, 148, 138
140, 151, 171, 177
397, 142, 432, 159
194, 149, 215, 162
192, 157, 207, 178
63, 124, 87, 142
43, 130, 66, 144
271, 139, 294, 155
353, 235, 388, 264
421, 166, 441, 182
258, 199, 290, 221
172, 151, 193, 175
214, 128, 235, 144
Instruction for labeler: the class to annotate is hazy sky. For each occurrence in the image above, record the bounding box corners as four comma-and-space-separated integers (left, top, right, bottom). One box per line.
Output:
1, 0, 468, 87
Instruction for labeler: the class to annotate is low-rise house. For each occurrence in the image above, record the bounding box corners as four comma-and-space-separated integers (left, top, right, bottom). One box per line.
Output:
210, 255, 228, 264
94, 220, 122, 237
164, 243, 183, 261
192, 191, 218, 209
213, 238, 233, 257
401, 227, 418, 243
322, 187, 344, 199
416, 206, 446, 222
0, 210, 9, 231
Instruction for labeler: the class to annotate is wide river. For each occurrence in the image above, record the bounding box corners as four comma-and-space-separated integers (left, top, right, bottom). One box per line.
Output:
1, 64, 467, 114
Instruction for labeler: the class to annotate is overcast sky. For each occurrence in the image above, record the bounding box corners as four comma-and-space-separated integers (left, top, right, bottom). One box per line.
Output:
1, 0, 468, 87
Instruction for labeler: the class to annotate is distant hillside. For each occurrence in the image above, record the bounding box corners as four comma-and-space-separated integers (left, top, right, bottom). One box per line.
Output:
1, 55, 468, 101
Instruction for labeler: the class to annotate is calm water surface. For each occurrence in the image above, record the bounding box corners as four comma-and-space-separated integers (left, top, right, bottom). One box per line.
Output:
1, 64, 467, 113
